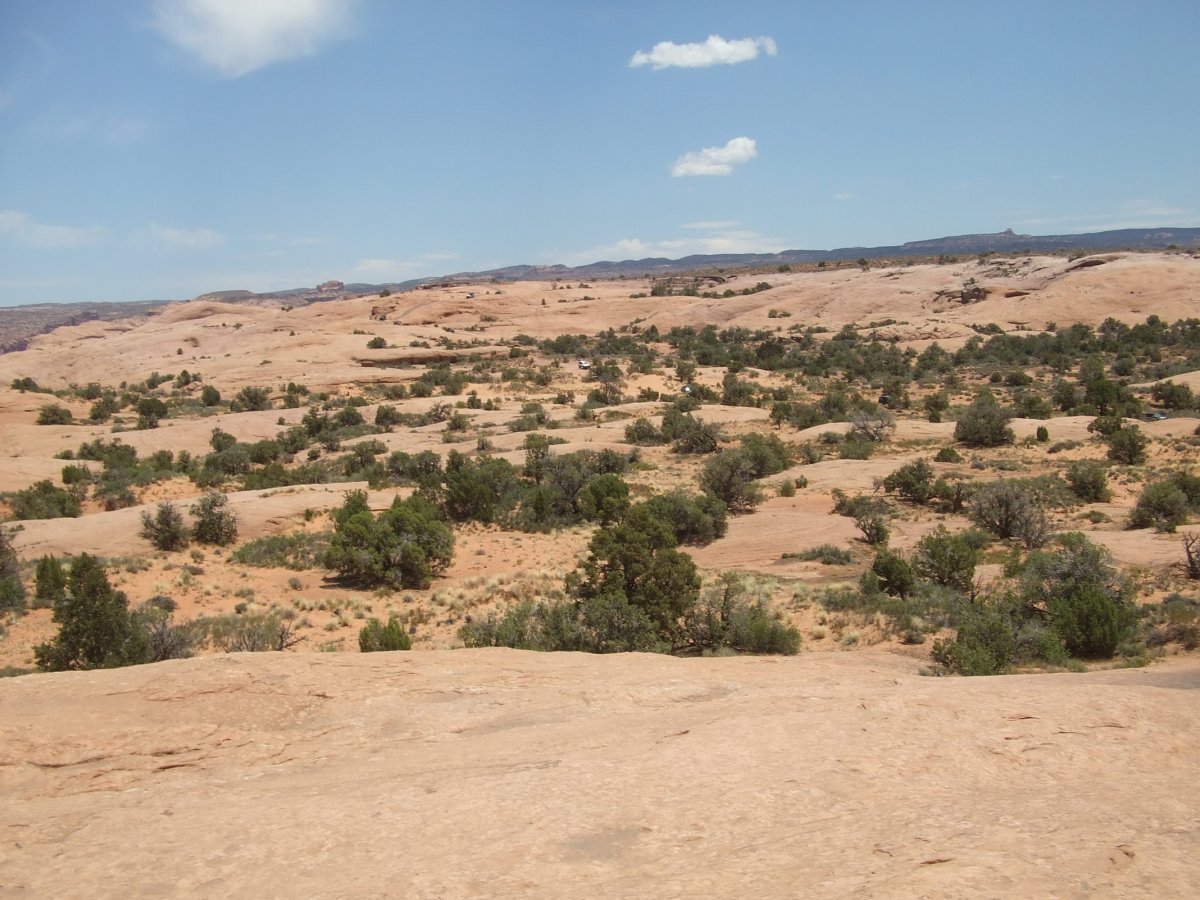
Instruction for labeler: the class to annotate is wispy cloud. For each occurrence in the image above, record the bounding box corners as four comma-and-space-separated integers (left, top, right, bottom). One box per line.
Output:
558, 226, 785, 264
1013, 199, 1199, 233
0, 210, 104, 248
834, 192, 854, 201
671, 137, 757, 177
631, 34, 777, 70
153, 0, 356, 78
150, 224, 223, 248
682, 220, 741, 230
347, 251, 457, 281
33, 112, 150, 146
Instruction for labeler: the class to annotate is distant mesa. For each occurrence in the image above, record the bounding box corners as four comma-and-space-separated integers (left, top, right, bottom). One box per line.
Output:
1, 226, 1197, 354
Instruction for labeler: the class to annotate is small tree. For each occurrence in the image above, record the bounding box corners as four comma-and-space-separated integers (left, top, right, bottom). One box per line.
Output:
140, 501, 190, 551
34, 554, 142, 671
913, 526, 978, 593
200, 384, 221, 406
871, 550, 916, 598
0, 527, 25, 615
34, 554, 67, 610
954, 390, 1014, 447
699, 450, 764, 514
190, 491, 238, 545
231, 385, 271, 412
1106, 425, 1149, 465
969, 481, 1050, 548
882, 459, 935, 504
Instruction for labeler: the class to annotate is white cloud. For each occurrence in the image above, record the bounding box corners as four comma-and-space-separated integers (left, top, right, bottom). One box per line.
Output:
150, 224, 224, 248
0, 210, 104, 248
834, 192, 854, 201
558, 227, 785, 264
631, 34, 777, 70
153, 0, 356, 78
681, 219, 741, 230
671, 136, 757, 177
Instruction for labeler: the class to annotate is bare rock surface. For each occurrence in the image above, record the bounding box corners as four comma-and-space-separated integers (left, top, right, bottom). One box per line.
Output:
2, 650, 1198, 898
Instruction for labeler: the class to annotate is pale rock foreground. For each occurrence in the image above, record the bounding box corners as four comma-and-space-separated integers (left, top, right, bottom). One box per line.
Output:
2, 650, 1197, 898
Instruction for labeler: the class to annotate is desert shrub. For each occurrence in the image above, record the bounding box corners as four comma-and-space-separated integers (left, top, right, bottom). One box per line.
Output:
1019, 533, 1135, 658
140, 502, 190, 551
1035, 425, 1050, 443
366, 336, 387, 349
912, 525, 978, 593
7, 480, 81, 520
576, 474, 631, 525
1149, 380, 1195, 410
443, 452, 520, 524
640, 491, 728, 546
198, 611, 302, 652
854, 513, 890, 545
678, 573, 800, 655
699, 450, 764, 514
0, 528, 25, 615
136, 397, 168, 428
1106, 425, 1149, 465
358, 617, 411, 651
189, 491, 238, 545
933, 446, 962, 463
954, 390, 1014, 447
663, 408, 721, 454
931, 603, 1017, 676
847, 406, 895, 443
37, 404, 73, 425
838, 438, 876, 460
783, 544, 853, 565
324, 491, 453, 589
882, 459, 935, 504
231, 532, 330, 569
33, 554, 67, 610
1065, 461, 1111, 503
969, 481, 1050, 548
200, 384, 221, 406
738, 432, 792, 476
624, 418, 666, 446
870, 550, 916, 598
231, 386, 272, 412
1128, 480, 1190, 532
34, 555, 143, 671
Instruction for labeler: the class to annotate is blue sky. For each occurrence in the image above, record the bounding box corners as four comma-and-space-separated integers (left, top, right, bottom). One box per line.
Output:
1, 0, 1198, 306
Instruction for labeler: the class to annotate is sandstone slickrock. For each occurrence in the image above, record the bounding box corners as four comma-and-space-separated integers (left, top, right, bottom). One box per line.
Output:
2, 649, 1197, 898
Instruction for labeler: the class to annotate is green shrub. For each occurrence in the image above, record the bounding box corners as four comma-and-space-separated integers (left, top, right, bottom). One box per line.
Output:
882, 459, 935, 504
954, 390, 1015, 447
1106, 425, 1149, 465
932, 604, 1016, 676
231, 532, 330, 569
871, 550, 916, 598
37, 404, 73, 425
913, 525, 979, 593
1066, 461, 1111, 503
1128, 480, 1190, 532
782, 544, 853, 565
358, 617, 411, 651
969, 481, 1050, 548
933, 446, 962, 463
324, 491, 453, 589
6, 480, 81, 520
0, 528, 25, 615
140, 502, 190, 551
190, 491, 238, 545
